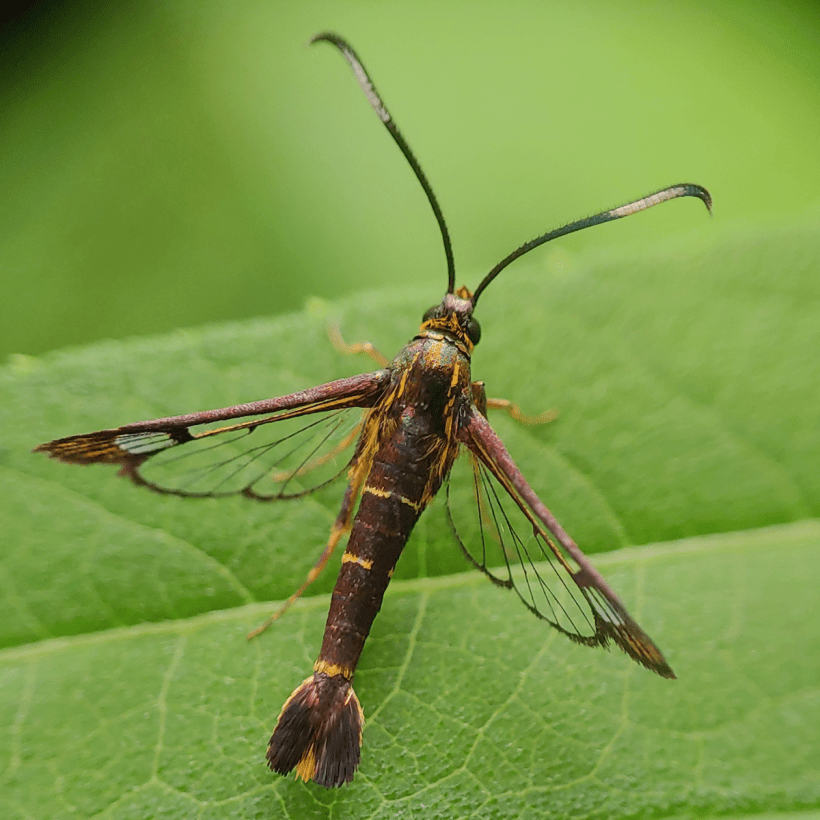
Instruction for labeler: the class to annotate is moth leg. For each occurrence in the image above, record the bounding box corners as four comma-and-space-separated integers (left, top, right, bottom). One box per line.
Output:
247, 481, 358, 639
486, 398, 558, 425
328, 321, 389, 367
472, 380, 557, 424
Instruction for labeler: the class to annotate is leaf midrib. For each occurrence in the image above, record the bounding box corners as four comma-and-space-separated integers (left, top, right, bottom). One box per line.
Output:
3, 519, 814, 663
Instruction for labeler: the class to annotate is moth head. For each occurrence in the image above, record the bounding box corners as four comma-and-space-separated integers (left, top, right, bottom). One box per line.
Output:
420, 285, 482, 348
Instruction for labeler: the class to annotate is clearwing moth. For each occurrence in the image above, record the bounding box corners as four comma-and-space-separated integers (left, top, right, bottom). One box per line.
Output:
36, 32, 711, 788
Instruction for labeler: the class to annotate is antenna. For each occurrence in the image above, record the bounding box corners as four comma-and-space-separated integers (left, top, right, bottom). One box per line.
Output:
312, 32, 457, 293
471, 184, 712, 305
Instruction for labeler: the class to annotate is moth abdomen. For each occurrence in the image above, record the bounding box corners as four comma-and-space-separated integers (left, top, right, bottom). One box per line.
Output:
268, 404, 451, 786
267, 671, 364, 788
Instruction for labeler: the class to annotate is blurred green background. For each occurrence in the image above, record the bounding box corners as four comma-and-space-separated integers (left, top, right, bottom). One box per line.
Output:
2, 0, 819, 359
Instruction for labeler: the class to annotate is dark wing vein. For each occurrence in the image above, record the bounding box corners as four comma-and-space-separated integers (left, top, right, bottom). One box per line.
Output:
448, 452, 597, 643
126, 409, 362, 500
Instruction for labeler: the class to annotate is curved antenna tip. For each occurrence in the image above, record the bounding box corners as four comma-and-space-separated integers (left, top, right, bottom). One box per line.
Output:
680, 183, 713, 215
309, 31, 344, 48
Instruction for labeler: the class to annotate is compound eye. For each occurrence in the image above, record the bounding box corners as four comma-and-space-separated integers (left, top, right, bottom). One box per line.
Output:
421, 305, 438, 323
466, 317, 482, 345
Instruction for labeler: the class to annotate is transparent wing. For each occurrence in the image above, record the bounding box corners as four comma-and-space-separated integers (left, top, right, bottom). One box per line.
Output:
446, 450, 599, 641
122, 408, 365, 499
36, 371, 388, 501
446, 445, 674, 677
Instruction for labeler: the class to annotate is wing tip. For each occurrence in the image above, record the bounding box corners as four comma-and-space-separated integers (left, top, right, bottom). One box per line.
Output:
597, 615, 676, 679
34, 430, 124, 465
625, 639, 676, 679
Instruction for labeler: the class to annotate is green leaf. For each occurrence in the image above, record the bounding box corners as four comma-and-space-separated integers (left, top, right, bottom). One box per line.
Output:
2, 222, 819, 817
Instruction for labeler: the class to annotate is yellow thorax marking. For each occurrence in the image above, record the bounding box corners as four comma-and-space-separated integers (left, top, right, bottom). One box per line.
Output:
419, 315, 474, 354
443, 359, 461, 440
396, 349, 421, 400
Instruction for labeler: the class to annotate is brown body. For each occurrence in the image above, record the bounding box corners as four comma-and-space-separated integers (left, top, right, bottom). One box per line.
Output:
267, 325, 472, 786
325, 332, 470, 674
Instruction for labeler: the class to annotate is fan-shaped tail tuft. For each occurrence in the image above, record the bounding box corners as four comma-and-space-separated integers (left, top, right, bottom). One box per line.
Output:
267, 672, 364, 788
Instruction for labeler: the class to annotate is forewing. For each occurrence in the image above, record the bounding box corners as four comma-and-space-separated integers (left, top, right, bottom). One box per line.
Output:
126, 408, 364, 499
454, 408, 674, 678
36, 372, 387, 501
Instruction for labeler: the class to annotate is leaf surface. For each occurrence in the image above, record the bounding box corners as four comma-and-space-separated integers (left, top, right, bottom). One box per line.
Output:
2, 222, 818, 817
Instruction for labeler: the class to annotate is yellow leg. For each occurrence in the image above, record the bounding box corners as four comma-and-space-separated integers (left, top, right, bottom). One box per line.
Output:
485, 397, 558, 425
472, 380, 557, 425
246, 522, 349, 640
328, 322, 389, 367
247, 449, 370, 640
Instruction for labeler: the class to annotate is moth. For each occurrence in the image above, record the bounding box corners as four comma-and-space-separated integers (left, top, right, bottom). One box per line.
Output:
36, 32, 711, 788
